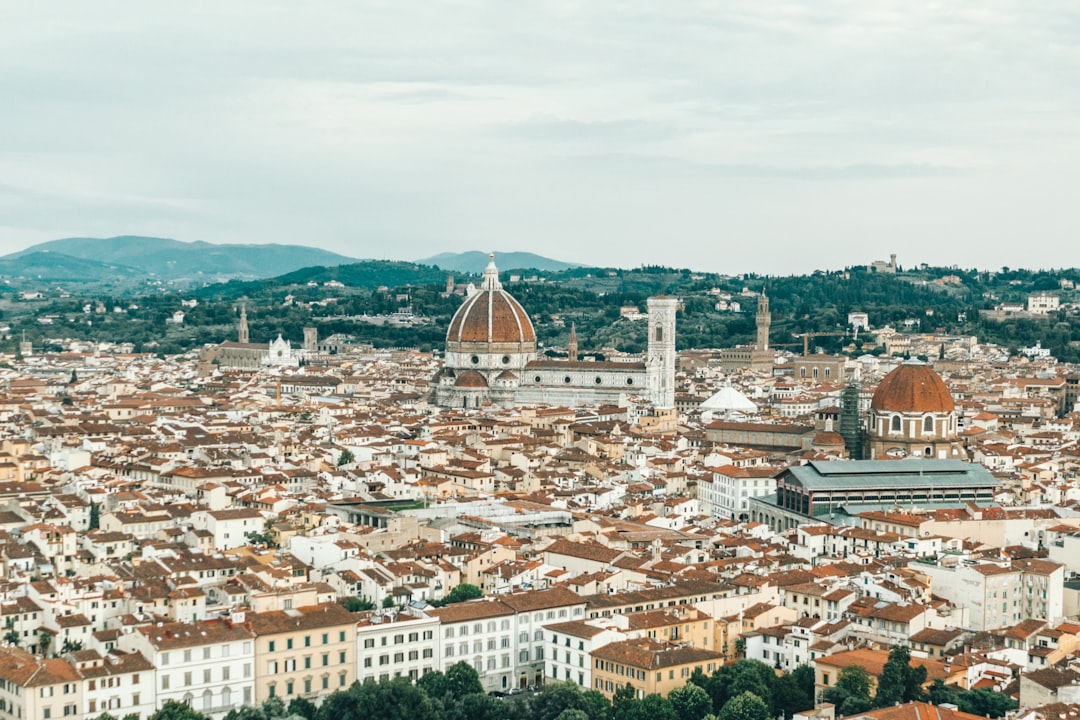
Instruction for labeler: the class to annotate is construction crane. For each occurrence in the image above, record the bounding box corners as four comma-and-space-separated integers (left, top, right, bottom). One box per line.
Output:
791, 331, 848, 356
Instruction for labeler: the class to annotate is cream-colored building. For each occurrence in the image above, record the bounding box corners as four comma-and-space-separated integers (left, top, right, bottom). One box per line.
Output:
248, 602, 358, 704
591, 638, 724, 699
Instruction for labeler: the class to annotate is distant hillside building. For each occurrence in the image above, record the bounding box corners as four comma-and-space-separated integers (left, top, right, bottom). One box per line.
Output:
870, 254, 898, 273
430, 255, 677, 409
1028, 292, 1060, 314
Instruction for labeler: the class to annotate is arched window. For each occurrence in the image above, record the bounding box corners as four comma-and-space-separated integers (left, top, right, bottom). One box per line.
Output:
923, 415, 934, 433
202, 690, 213, 711
654, 325, 663, 342
890, 415, 902, 434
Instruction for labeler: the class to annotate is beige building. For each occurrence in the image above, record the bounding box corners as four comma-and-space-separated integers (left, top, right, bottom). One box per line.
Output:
591, 638, 724, 698
248, 602, 358, 704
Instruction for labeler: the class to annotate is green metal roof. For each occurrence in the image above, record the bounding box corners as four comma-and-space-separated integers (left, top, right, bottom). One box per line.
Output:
781, 459, 998, 491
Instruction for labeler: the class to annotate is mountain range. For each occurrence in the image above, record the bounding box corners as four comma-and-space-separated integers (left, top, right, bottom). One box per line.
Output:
415, 251, 582, 273
0, 237, 581, 284
0, 236, 359, 282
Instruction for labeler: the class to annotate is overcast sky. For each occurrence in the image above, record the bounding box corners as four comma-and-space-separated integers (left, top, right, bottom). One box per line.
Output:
3, 1, 1080, 274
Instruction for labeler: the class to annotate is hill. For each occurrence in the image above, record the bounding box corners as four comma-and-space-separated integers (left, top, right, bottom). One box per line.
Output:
5, 236, 359, 281
0, 251, 141, 281
416, 251, 582, 273
275, 260, 456, 289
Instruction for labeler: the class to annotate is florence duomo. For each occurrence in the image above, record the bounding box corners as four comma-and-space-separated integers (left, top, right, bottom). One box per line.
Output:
431, 254, 678, 410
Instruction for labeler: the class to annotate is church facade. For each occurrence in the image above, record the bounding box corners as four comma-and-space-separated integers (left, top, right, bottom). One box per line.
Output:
431, 256, 677, 409
199, 305, 299, 372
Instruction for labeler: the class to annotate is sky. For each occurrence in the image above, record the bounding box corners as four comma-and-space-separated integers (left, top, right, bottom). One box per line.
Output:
2, 1, 1080, 275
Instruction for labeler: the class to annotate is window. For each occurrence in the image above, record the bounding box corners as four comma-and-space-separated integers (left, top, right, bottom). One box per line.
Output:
323, 653, 330, 666
340, 631, 347, 642
890, 415, 902, 433
364, 638, 375, 648
322, 633, 329, 645
161, 675, 170, 690
923, 415, 934, 433
269, 640, 276, 652
305, 636, 311, 647
340, 651, 347, 664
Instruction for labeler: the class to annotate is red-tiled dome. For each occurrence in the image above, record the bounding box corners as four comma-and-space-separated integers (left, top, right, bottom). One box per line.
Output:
447, 289, 535, 344
454, 370, 488, 388
871, 361, 954, 413
446, 255, 535, 346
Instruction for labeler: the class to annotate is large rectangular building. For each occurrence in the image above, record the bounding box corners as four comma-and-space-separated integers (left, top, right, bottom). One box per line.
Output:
749, 459, 999, 532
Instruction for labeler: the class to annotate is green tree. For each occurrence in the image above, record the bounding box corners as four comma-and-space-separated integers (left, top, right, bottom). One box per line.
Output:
149, 700, 209, 720
382, 596, 397, 609
3, 629, 18, 646
337, 449, 355, 466
772, 672, 813, 718
261, 696, 287, 718
791, 665, 816, 705
445, 660, 485, 697
447, 692, 512, 720
287, 696, 318, 720
670, 683, 713, 720
728, 660, 774, 710
821, 666, 874, 717
926, 679, 956, 706
416, 669, 452, 701
89, 501, 100, 530
531, 682, 609, 720
717, 692, 770, 720
874, 645, 926, 707
436, 583, 484, 606
342, 596, 375, 612
554, 711, 590, 720
38, 629, 53, 657
954, 688, 1016, 718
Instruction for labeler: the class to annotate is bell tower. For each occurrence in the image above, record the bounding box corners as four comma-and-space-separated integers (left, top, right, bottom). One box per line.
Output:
646, 297, 679, 409
238, 304, 250, 344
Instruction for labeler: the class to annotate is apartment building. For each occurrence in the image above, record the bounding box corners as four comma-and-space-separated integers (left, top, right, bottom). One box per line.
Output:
120, 618, 255, 719
356, 609, 439, 683
248, 603, 358, 704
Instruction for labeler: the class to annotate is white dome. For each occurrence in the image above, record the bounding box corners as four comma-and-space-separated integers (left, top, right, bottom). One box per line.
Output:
700, 385, 758, 413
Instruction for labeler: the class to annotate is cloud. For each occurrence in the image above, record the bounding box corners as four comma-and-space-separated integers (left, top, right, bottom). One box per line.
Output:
1, 1, 1080, 272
